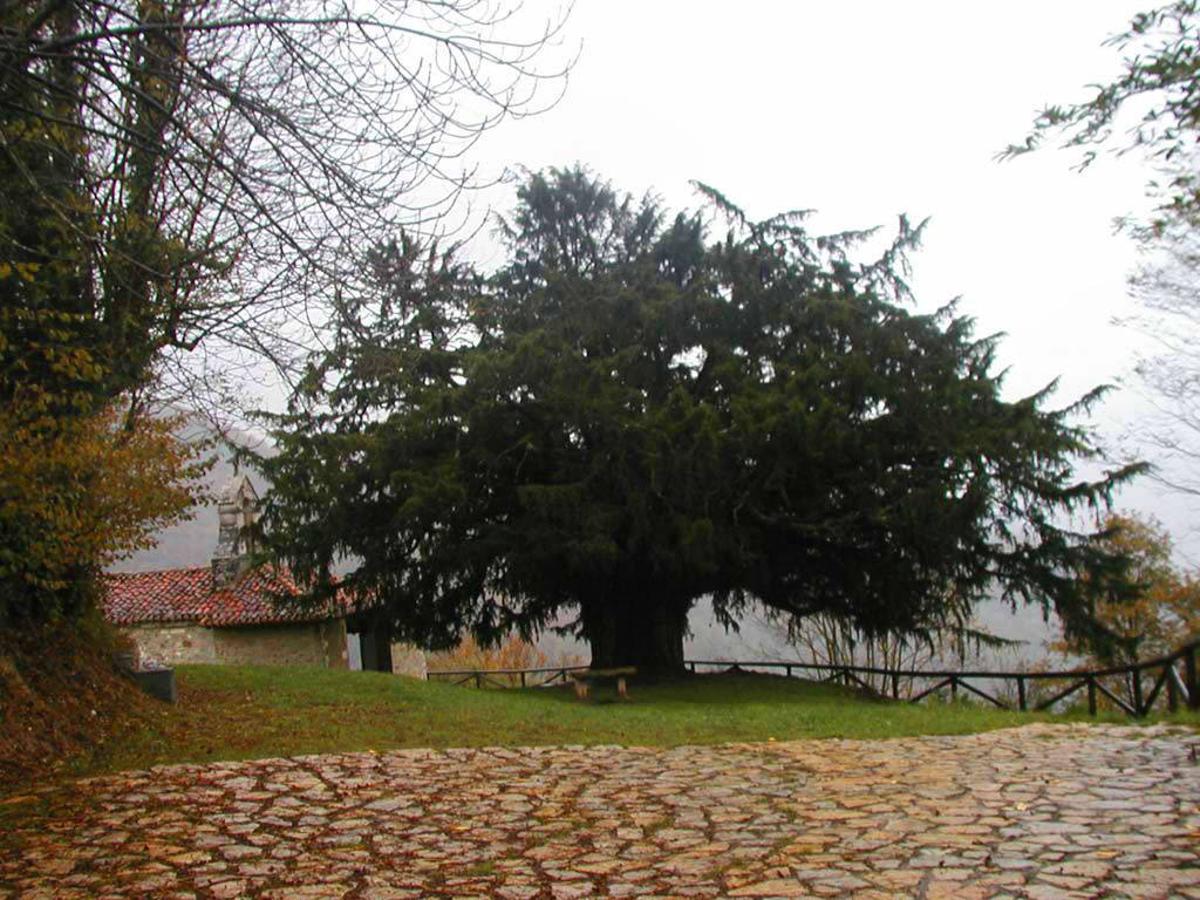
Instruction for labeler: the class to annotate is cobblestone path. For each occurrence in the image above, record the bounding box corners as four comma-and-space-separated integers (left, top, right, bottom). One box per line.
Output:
1, 724, 1198, 898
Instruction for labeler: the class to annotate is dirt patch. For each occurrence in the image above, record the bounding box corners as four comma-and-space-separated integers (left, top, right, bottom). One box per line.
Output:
0, 616, 162, 791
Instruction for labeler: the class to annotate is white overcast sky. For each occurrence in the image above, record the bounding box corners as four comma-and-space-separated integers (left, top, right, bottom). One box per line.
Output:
454, 0, 1194, 561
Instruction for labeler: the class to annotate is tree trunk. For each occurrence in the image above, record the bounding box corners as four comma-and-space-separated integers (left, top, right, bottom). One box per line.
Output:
583, 590, 689, 676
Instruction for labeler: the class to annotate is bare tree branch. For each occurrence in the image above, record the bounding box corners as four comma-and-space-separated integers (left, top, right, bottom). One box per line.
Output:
2, 0, 574, 430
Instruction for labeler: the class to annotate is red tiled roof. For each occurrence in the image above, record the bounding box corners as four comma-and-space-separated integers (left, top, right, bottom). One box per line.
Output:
102, 565, 343, 627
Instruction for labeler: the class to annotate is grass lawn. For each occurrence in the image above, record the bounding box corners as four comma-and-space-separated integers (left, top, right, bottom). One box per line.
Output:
75, 665, 1199, 778
75, 663, 1156, 776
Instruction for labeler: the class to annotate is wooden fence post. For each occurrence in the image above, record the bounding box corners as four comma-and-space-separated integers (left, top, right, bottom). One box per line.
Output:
438, 647, 1198, 720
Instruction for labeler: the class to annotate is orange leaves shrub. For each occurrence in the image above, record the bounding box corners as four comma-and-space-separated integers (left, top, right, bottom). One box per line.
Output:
0, 401, 205, 623
427, 633, 585, 686
1051, 512, 1200, 710
1054, 512, 1200, 665
427, 633, 550, 673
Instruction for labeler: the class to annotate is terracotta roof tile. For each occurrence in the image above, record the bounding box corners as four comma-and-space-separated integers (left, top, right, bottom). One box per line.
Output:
103, 566, 343, 627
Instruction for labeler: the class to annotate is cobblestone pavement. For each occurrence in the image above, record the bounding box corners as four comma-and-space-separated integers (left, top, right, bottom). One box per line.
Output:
1, 724, 1198, 898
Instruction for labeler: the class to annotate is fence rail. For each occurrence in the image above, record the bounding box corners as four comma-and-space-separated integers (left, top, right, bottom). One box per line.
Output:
426, 639, 1200, 718
426, 664, 590, 689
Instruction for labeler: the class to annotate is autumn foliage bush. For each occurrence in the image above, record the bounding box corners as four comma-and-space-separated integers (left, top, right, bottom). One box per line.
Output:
1054, 512, 1200, 665
427, 633, 549, 671
0, 399, 204, 625
1, 274, 206, 625
1051, 512, 1200, 710
427, 633, 583, 685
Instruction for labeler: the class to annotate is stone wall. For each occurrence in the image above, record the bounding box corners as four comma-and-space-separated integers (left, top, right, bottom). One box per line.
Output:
125, 623, 217, 666
125, 619, 349, 669
390, 643, 427, 679
213, 619, 349, 668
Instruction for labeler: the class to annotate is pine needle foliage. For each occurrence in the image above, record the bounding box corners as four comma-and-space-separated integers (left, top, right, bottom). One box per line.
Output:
260, 167, 1145, 673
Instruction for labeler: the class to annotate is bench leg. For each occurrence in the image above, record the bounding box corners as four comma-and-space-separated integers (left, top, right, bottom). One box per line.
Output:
617, 677, 627, 699
574, 680, 589, 700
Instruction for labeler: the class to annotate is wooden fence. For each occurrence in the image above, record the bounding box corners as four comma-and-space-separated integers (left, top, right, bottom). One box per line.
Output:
426, 638, 1200, 717
426, 663, 590, 689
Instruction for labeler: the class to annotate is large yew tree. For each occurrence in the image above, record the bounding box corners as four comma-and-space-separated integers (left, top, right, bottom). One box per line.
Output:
261, 167, 1143, 673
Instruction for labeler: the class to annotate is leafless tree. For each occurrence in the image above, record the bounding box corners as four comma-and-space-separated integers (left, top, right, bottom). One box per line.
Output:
1120, 203, 1200, 500
778, 610, 1013, 698
1001, 1, 1200, 510
1, 0, 571, 428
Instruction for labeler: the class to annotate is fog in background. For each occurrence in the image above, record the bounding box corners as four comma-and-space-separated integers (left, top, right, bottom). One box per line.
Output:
119, 1, 1187, 668
116, 453, 1062, 668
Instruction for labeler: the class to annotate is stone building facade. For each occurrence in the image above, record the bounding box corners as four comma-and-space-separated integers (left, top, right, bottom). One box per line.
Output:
118, 619, 350, 668
104, 475, 424, 676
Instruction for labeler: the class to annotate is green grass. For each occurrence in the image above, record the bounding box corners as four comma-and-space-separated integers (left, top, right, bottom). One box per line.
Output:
73, 664, 1076, 775
75, 664, 1199, 777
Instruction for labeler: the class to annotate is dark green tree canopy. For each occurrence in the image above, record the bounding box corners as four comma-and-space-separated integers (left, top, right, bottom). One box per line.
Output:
260, 167, 1143, 673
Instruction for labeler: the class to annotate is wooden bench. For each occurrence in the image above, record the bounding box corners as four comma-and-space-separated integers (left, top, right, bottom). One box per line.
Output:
570, 666, 637, 700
